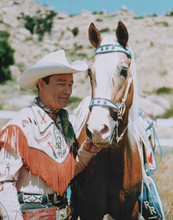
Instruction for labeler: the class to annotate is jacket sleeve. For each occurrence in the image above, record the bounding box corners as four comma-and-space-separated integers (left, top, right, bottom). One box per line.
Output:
0, 146, 23, 219
74, 145, 96, 176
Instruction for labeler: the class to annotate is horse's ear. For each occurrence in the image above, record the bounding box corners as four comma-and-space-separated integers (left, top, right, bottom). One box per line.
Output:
115, 21, 129, 48
88, 23, 101, 48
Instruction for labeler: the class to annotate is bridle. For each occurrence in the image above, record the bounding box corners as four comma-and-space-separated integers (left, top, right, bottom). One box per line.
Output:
95, 44, 132, 58
88, 44, 132, 146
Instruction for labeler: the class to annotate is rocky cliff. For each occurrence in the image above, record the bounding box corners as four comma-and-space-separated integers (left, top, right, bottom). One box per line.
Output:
0, 0, 173, 117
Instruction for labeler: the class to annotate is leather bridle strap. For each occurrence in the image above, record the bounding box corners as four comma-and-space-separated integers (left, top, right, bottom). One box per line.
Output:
118, 74, 132, 118
89, 75, 132, 116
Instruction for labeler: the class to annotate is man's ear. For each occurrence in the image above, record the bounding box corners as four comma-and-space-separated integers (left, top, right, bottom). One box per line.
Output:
37, 79, 45, 90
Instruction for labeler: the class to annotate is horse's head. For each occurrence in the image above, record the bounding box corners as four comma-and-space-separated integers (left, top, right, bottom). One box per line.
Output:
87, 21, 134, 146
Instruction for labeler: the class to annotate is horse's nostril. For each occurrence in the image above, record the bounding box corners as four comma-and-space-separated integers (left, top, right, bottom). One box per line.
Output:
100, 125, 109, 135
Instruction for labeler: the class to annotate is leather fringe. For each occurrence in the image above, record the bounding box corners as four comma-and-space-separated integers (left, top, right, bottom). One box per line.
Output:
0, 125, 76, 195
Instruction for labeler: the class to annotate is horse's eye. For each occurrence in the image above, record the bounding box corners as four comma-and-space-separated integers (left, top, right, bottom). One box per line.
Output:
120, 67, 128, 78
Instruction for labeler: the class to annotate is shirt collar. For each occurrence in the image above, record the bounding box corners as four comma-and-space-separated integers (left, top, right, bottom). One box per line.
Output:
30, 98, 55, 133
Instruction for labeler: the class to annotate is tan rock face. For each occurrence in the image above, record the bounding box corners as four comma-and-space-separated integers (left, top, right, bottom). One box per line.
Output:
0, 0, 173, 118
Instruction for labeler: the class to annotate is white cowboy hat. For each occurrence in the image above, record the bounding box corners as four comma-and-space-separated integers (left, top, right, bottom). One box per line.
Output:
18, 50, 88, 89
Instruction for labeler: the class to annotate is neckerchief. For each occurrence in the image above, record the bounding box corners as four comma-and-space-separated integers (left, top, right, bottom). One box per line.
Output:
36, 97, 75, 146
36, 97, 59, 115
58, 109, 78, 157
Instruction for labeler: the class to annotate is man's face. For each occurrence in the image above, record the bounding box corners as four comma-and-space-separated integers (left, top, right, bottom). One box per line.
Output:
38, 73, 73, 111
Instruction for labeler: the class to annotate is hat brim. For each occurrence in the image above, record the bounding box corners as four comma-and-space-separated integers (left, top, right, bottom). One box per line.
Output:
18, 61, 88, 89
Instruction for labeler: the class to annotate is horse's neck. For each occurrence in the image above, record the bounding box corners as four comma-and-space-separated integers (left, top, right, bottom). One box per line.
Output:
117, 111, 142, 191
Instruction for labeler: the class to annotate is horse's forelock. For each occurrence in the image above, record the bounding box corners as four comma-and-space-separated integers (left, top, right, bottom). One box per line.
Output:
101, 35, 117, 45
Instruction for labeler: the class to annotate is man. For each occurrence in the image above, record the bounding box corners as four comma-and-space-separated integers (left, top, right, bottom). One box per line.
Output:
0, 50, 101, 219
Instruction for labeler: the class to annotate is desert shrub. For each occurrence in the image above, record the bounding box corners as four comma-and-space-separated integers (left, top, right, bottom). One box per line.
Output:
0, 31, 14, 83
134, 16, 144, 19
155, 87, 173, 95
23, 10, 56, 41
76, 53, 87, 58
96, 18, 103, 22
155, 21, 169, 27
100, 28, 110, 33
0, 31, 10, 40
159, 70, 167, 76
150, 41, 154, 47
149, 13, 157, 17
72, 27, 79, 37
165, 10, 173, 16
157, 107, 173, 118
92, 11, 104, 15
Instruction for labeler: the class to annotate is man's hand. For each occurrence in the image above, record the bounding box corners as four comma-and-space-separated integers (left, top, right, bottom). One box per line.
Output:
83, 138, 102, 153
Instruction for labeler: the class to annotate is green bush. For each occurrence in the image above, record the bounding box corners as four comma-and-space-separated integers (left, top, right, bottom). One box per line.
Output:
134, 16, 144, 19
24, 16, 36, 34
72, 27, 79, 37
155, 87, 173, 95
0, 31, 10, 40
95, 18, 103, 22
165, 10, 173, 16
92, 11, 104, 15
149, 13, 157, 17
100, 28, 110, 33
23, 10, 56, 41
0, 32, 14, 83
157, 107, 173, 118
155, 21, 169, 27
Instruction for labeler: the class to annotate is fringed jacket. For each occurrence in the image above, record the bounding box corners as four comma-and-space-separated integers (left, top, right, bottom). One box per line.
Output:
0, 98, 94, 196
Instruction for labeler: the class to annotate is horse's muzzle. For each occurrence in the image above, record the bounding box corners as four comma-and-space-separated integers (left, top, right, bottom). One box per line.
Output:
86, 123, 115, 148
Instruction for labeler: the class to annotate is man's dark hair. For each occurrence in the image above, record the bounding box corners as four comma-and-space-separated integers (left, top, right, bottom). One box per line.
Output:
42, 75, 50, 84
37, 75, 50, 90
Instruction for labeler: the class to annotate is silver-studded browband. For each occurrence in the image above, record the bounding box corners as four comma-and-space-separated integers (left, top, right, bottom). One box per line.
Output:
95, 44, 132, 59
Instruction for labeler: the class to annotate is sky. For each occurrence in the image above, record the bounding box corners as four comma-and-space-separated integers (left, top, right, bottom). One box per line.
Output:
34, 0, 172, 16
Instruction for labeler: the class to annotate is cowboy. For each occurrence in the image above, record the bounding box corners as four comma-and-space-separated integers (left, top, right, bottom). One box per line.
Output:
0, 50, 101, 219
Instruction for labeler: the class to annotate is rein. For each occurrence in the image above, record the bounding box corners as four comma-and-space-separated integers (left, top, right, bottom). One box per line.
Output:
89, 43, 132, 146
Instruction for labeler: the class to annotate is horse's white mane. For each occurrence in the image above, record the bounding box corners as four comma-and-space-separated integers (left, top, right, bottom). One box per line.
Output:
126, 48, 152, 178
69, 96, 90, 138
127, 49, 143, 147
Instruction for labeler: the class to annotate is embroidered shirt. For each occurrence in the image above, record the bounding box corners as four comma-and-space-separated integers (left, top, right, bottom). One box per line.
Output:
0, 98, 94, 219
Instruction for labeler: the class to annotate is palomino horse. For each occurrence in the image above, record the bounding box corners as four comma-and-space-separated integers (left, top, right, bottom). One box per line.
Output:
70, 21, 143, 220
